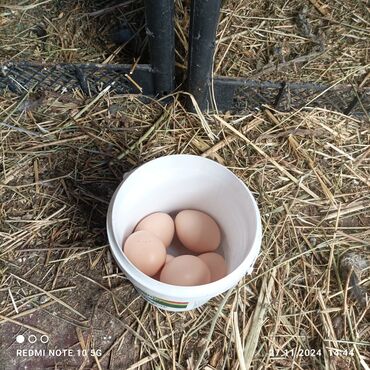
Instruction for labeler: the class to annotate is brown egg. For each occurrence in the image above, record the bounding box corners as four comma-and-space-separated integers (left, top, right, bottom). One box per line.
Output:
175, 210, 221, 253
160, 255, 211, 286
135, 212, 174, 248
152, 254, 175, 280
199, 253, 227, 282
165, 254, 174, 264
123, 230, 166, 276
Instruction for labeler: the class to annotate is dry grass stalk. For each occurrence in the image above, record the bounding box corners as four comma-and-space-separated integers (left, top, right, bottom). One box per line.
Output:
244, 271, 276, 369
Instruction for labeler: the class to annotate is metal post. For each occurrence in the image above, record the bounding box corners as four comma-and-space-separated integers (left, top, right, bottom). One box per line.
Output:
144, 0, 175, 97
187, 0, 222, 111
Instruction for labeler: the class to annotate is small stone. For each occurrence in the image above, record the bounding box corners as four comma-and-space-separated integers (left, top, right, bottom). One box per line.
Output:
308, 237, 317, 246
38, 295, 49, 304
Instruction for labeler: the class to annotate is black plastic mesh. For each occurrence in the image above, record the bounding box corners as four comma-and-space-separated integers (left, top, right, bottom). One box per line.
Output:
1, 62, 369, 116
0, 63, 154, 96
217, 79, 369, 117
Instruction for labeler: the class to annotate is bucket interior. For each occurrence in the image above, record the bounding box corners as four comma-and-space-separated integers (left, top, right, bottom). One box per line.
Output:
111, 156, 259, 274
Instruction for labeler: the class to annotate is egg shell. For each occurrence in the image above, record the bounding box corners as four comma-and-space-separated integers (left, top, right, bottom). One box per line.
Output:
165, 254, 174, 264
135, 212, 174, 248
123, 230, 166, 276
175, 210, 221, 253
198, 252, 227, 282
160, 255, 211, 286
152, 254, 175, 280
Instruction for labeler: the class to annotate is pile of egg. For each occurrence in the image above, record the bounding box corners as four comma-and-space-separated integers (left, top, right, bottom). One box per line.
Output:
123, 210, 227, 286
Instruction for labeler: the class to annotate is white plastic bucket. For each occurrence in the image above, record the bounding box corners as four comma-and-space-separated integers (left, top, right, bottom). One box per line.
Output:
107, 154, 262, 311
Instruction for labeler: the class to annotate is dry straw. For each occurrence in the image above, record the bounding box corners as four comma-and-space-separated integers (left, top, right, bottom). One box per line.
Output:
1, 0, 369, 369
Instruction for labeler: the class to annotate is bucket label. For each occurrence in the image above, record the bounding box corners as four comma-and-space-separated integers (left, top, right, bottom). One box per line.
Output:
136, 289, 189, 310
